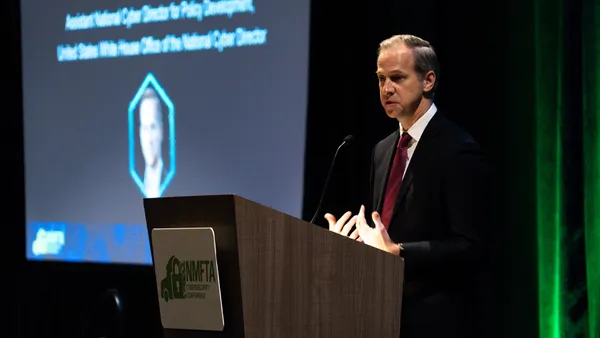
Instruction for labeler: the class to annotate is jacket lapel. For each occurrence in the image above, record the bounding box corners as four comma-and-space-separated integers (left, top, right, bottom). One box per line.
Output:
374, 131, 399, 213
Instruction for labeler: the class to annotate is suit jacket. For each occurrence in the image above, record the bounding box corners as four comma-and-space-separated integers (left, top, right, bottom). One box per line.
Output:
369, 111, 488, 338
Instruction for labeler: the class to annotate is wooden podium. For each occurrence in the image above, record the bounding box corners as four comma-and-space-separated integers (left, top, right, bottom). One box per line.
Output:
144, 194, 404, 338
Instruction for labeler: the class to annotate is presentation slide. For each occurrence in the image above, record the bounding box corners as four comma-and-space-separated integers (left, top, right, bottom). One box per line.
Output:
21, 0, 310, 264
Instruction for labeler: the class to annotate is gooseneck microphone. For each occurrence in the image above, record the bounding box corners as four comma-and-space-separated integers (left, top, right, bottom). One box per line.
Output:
309, 135, 354, 224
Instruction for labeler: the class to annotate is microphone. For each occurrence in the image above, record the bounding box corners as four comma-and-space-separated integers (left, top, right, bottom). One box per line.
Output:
309, 135, 354, 224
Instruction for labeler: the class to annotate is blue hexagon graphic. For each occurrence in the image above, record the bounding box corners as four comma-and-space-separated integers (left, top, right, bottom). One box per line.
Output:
128, 73, 176, 198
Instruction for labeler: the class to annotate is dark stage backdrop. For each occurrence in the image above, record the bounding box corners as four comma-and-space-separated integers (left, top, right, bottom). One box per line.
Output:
8, 0, 597, 337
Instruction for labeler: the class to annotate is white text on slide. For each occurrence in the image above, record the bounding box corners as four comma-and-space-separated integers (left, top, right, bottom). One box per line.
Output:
65, 0, 256, 30
58, 0, 268, 62
57, 27, 268, 62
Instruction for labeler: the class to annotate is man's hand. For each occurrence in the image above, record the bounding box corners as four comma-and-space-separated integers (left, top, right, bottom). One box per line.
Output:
324, 211, 360, 240
356, 205, 400, 255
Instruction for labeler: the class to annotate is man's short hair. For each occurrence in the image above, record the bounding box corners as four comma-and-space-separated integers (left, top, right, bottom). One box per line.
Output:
140, 87, 163, 122
378, 34, 440, 96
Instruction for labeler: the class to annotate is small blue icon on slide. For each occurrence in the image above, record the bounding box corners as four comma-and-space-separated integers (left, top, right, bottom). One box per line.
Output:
128, 73, 176, 198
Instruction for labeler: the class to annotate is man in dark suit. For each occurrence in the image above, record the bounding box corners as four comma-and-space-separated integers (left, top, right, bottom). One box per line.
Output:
324, 34, 488, 338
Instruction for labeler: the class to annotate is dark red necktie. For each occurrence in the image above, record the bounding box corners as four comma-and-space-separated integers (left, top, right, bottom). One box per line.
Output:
381, 132, 412, 229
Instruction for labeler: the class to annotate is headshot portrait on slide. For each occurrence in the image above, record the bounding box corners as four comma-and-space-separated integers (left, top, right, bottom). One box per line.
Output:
128, 73, 176, 199
139, 88, 166, 197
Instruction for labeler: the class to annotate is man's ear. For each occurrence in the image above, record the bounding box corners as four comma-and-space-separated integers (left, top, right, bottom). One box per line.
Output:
423, 70, 436, 94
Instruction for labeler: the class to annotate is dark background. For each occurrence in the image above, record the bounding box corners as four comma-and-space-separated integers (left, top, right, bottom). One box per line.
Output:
7, 0, 589, 336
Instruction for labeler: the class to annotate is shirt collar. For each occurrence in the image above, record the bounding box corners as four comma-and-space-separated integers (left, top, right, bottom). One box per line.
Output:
399, 103, 437, 142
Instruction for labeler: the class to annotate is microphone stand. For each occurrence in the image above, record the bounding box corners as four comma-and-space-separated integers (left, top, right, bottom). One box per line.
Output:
309, 135, 354, 224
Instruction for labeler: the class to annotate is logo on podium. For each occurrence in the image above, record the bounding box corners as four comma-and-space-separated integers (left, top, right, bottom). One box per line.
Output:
160, 255, 217, 302
151, 227, 224, 331
161, 256, 187, 301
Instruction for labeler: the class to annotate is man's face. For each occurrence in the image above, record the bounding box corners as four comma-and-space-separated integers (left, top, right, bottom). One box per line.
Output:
376, 43, 426, 120
139, 98, 163, 167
